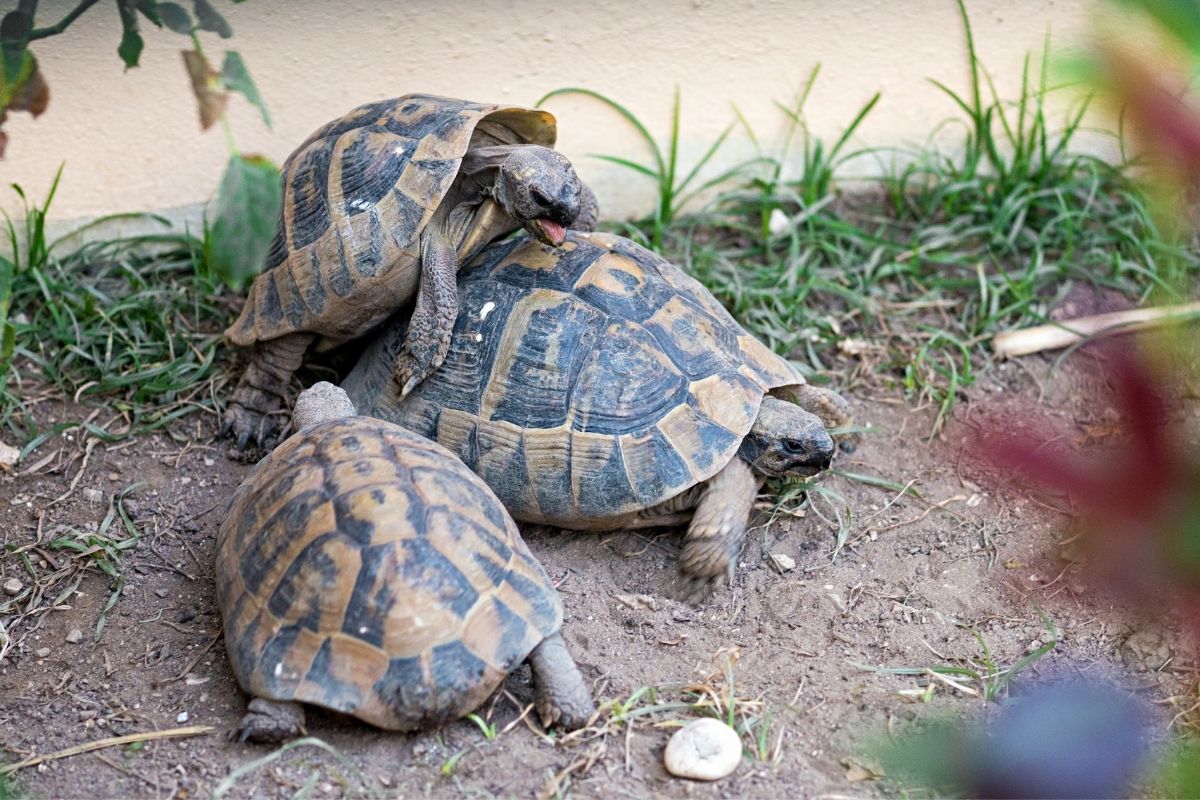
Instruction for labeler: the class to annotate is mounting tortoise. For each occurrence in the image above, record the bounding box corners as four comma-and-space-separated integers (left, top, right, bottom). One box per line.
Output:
341, 232, 851, 592
215, 382, 593, 742
223, 93, 598, 450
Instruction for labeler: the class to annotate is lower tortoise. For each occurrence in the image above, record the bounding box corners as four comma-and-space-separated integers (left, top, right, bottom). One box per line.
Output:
342, 232, 851, 592
216, 382, 593, 742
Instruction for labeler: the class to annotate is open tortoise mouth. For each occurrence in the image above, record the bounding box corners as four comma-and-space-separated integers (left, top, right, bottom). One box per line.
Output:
526, 218, 567, 247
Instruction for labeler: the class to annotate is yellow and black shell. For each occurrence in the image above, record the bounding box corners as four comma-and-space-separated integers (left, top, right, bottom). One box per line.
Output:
215, 416, 562, 730
225, 93, 557, 349
344, 231, 802, 527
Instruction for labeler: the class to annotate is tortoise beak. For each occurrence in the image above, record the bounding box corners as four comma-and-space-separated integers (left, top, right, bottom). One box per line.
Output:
526, 218, 567, 247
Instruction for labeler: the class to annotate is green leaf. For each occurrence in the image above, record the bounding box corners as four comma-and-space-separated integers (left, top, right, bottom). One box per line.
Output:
207, 154, 281, 289
116, 0, 144, 69
135, 0, 163, 27
192, 0, 232, 37
0, 10, 31, 84
221, 50, 270, 128
158, 1, 193, 33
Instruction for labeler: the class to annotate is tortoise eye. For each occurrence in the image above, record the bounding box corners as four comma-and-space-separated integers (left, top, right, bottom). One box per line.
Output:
531, 188, 552, 208
782, 440, 806, 454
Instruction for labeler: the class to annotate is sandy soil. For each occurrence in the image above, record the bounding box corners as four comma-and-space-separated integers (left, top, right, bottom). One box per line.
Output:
0, 356, 1193, 799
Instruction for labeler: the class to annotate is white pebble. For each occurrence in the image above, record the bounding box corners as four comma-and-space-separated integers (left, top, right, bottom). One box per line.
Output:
3, 577, 22, 596
767, 208, 790, 235
663, 717, 742, 781
65, 629, 83, 644
82, 488, 105, 504
177, 711, 189, 723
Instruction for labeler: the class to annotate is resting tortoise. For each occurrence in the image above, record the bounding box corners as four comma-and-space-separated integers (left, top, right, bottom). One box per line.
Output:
223, 93, 598, 450
215, 382, 593, 742
342, 232, 850, 590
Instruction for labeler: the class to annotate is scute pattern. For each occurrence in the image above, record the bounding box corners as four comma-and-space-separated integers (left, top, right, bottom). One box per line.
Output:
215, 417, 562, 731
224, 94, 557, 348
343, 232, 802, 526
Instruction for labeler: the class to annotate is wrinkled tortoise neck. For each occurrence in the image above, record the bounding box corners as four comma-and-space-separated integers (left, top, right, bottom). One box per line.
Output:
459, 144, 540, 206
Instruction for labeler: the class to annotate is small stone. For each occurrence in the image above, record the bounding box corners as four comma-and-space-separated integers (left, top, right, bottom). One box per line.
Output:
176, 711, 189, 723
65, 629, 83, 644
82, 488, 105, 504
663, 718, 742, 781
0, 441, 19, 469
767, 208, 790, 235
154, 588, 170, 599
35, 647, 50, 658
769, 553, 795, 574
3, 577, 22, 596
203, 457, 215, 467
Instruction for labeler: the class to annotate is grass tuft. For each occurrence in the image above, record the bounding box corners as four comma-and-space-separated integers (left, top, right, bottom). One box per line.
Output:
0, 170, 235, 445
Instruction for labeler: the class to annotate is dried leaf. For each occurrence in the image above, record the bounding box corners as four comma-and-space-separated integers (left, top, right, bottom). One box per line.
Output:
220, 50, 269, 128
207, 154, 282, 289
182, 49, 226, 130
158, 2, 194, 33
6, 56, 48, 116
0, 51, 49, 156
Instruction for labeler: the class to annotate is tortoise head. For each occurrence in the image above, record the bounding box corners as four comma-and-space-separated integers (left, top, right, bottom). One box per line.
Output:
738, 397, 834, 479
494, 146, 583, 247
292, 382, 357, 431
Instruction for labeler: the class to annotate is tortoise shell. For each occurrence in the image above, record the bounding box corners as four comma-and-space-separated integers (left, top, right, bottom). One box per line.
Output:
225, 93, 557, 349
215, 415, 563, 730
341, 231, 802, 527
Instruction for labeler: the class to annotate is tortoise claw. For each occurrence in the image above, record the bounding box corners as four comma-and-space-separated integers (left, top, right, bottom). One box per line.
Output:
223, 403, 282, 454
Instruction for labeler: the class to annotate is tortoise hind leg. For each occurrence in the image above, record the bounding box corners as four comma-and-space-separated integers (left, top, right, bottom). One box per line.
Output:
237, 697, 306, 743
675, 458, 760, 601
526, 633, 594, 731
224, 333, 315, 451
393, 228, 457, 397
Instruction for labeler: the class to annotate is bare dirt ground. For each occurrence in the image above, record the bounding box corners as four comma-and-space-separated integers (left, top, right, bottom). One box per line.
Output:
0, 354, 1194, 799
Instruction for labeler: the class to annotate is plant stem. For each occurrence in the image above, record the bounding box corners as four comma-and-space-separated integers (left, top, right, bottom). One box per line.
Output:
28, 0, 101, 41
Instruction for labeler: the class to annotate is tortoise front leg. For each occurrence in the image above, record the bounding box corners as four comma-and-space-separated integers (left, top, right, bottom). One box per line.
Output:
237, 697, 306, 744
773, 383, 855, 452
572, 182, 600, 233
224, 332, 314, 451
677, 458, 760, 597
393, 228, 457, 397
526, 632, 594, 731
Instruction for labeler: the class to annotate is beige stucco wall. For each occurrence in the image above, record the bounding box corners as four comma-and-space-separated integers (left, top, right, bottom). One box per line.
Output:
1, 0, 1094, 228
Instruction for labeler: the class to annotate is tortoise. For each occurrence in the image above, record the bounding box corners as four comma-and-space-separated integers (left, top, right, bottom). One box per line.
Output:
215, 381, 594, 742
341, 232, 850, 591
222, 93, 598, 450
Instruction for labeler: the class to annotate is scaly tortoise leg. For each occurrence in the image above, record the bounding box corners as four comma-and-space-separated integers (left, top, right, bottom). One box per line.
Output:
676, 458, 761, 600
393, 228, 457, 397
223, 332, 314, 451
237, 697, 306, 744
526, 632, 594, 731
773, 383, 856, 452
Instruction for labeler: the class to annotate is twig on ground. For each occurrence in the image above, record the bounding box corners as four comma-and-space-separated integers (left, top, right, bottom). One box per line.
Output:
0, 725, 214, 775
